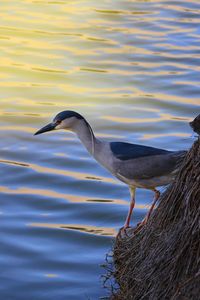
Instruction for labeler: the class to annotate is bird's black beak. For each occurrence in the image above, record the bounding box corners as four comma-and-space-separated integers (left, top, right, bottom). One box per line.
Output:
34, 122, 56, 136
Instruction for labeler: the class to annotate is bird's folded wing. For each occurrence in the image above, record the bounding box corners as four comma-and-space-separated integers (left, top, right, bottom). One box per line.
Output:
114, 151, 186, 180
110, 142, 170, 161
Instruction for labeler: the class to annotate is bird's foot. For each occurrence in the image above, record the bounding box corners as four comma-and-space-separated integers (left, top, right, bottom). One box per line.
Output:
134, 216, 148, 233
137, 216, 148, 228
116, 225, 131, 239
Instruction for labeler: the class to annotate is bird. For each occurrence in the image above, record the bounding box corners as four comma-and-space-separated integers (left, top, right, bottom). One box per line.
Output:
34, 110, 186, 232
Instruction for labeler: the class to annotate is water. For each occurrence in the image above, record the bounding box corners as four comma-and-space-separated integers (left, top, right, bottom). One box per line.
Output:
0, 0, 199, 299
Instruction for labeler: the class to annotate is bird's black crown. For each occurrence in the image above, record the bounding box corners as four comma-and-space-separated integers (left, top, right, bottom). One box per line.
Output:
53, 110, 84, 122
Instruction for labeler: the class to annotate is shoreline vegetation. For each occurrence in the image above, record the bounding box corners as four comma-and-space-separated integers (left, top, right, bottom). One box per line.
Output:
108, 115, 200, 300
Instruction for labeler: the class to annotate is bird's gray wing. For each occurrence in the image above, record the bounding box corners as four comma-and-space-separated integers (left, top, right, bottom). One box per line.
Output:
114, 150, 186, 180
110, 142, 171, 161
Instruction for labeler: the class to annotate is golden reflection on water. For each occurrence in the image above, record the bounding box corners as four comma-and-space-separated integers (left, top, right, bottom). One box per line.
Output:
140, 132, 190, 140
0, 1, 199, 112
0, 185, 127, 205
0, 184, 150, 210
29, 222, 117, 236
102, 113, 191, 124
0, 159, 117, 184
0, 126, 35, 133
44, 274, 58, 278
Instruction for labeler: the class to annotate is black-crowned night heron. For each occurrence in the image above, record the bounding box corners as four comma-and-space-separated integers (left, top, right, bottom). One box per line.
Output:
35, 111, 186, 231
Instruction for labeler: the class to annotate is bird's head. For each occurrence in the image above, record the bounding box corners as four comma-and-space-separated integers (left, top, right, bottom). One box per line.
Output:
34, 110, 84, 136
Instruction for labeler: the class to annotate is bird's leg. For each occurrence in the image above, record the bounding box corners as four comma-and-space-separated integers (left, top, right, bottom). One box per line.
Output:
117, 187, 136, 236
117, 187, 136, 238
124, 186, 136, 229
146, 189, 160, 221
137, 188, 160, 227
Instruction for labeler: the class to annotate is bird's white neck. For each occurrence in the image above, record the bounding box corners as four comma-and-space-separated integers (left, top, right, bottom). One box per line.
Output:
72, 119, 101, 157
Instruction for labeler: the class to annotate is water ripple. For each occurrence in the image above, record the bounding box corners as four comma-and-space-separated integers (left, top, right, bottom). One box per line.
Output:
1, 0, 200, 299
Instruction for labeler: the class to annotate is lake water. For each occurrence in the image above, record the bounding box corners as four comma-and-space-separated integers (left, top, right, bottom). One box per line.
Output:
0, 0, 199, 299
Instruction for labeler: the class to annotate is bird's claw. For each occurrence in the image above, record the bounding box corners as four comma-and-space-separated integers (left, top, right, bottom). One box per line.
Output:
116, 225, 131, 239
137, 216, 148, 227
117, 216, 149, 238
134, 217, 148, 233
